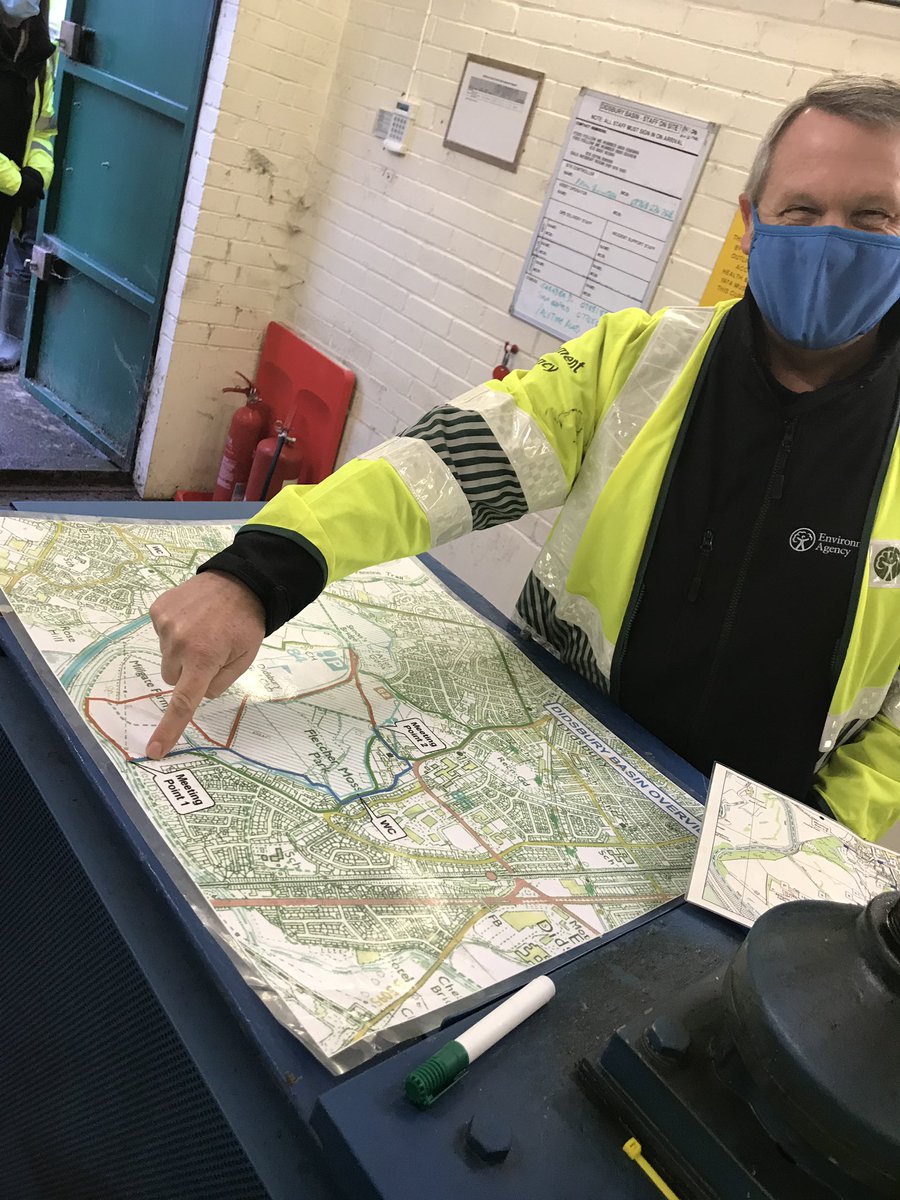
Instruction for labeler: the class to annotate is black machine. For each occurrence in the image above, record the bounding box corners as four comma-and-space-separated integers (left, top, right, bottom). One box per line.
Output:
581, 892, 900, 1199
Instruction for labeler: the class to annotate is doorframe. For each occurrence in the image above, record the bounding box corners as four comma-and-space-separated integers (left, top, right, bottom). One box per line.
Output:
21, 0, 225, 470
133, 0, 243, 497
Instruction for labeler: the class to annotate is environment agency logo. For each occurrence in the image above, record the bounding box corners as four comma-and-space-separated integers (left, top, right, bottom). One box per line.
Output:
873, 544, 900, 584
789, 528, 859, 558
789, 528, 817, 552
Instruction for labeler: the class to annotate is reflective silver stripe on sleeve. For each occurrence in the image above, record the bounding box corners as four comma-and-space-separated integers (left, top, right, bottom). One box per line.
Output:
450, 384, 570, 513
882, 673, 900, 729
527, 306, 716, 681
359, 435, 472, 545
818, 679, 896, 758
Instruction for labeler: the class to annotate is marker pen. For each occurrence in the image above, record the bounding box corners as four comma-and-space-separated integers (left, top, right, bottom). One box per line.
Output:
404, 975, 556, 1108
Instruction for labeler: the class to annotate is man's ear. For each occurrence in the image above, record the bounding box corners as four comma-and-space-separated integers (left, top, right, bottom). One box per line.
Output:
739, 194, 753, 256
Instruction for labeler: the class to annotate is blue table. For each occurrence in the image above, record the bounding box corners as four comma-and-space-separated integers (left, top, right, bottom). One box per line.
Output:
0, 501, 742, 1199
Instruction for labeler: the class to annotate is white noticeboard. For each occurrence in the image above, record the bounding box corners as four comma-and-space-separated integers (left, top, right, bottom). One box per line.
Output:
512, 90, 717, 340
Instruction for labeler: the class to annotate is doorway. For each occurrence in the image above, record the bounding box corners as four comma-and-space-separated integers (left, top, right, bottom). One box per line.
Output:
1, 0, 221, 482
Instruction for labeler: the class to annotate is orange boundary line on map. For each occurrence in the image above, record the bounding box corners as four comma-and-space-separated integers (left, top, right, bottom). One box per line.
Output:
83, 650, 369, 760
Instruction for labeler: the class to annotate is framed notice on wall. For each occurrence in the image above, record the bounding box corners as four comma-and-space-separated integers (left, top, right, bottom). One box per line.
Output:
444, 55, 544, 172
512, 90, 717, 340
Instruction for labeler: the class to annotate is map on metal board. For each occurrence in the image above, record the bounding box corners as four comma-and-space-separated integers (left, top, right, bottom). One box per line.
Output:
687, 763, 900, 928
0, 516, 703, 1069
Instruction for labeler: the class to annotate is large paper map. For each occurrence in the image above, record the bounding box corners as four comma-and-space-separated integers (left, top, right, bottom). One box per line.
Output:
688, 763, 900, 927
0, 516, 703, 1069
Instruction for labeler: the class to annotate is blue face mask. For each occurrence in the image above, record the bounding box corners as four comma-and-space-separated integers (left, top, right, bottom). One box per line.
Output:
747, 205, 900, 351
0, 0, 39, 20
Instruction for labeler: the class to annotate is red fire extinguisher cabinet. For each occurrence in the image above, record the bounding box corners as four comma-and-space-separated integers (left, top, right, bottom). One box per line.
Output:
256, 323, 356, 484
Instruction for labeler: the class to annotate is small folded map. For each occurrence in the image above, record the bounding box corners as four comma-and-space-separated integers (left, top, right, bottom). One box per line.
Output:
688, 763, 900, 928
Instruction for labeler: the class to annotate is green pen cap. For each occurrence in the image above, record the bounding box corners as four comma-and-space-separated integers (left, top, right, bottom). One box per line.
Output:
404, 1040, 470, 1108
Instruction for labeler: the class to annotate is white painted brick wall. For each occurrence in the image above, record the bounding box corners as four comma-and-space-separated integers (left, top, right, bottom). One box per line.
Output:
269, 0, 900, 614
137, 0, 351, 496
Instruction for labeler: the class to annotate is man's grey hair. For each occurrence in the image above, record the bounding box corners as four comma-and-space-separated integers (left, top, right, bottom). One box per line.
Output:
746, 75, 900, 204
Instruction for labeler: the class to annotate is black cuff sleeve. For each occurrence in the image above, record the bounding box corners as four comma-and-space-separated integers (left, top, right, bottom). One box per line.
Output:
197, 527, 327, 636
15, 166, 44, 206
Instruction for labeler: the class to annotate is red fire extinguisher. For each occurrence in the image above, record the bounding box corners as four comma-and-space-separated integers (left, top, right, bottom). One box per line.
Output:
244, 417, 304, 502
212, 372, 268, 501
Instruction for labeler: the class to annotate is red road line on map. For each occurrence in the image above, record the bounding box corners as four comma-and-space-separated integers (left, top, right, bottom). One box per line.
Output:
515, 876, 610, 936
413, 760, 517, 873
349, 649, 378, 728
83, 704, 131, 758
407, 770, 613, 935
86, 663, 632, 939
210, 893, 651, 909
214, 895, 509, 908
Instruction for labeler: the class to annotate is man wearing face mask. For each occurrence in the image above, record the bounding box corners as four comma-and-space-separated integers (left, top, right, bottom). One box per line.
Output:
146, 75, 900, 843
0, 0, 55, 360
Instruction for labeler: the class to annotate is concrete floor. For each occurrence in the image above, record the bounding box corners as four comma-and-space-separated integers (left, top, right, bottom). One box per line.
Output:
0, 369, 121, 472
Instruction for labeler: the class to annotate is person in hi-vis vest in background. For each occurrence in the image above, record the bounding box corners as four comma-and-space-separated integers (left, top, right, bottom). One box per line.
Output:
0, 0, 55, 369
148, 76, 900, 843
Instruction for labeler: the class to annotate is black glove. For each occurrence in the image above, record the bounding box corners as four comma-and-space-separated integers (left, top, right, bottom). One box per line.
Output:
14, 166, 44, 208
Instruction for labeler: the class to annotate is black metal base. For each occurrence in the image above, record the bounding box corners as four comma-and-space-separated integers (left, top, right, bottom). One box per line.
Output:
577, 971, 848, 1200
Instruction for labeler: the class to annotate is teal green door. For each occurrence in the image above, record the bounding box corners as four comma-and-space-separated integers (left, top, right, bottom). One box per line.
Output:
22, 0, 221, 467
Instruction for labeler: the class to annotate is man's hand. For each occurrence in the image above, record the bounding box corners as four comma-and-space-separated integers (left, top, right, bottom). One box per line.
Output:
147, 571, 266, 760
15, 165, 44, 208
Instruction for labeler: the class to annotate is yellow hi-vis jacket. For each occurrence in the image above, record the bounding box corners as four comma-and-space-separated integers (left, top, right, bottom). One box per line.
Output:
0, 55, 56, 199
244, 301, 900, 840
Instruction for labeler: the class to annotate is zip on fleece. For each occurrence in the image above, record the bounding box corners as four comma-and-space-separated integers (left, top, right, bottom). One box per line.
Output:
684, 417, 798, 757
609, 317, 729, 701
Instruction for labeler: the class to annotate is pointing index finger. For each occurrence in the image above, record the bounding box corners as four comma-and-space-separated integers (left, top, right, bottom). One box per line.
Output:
146, 661, 217, 759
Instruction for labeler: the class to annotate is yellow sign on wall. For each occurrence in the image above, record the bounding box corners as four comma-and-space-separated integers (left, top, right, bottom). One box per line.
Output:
700, 209, 748, 306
